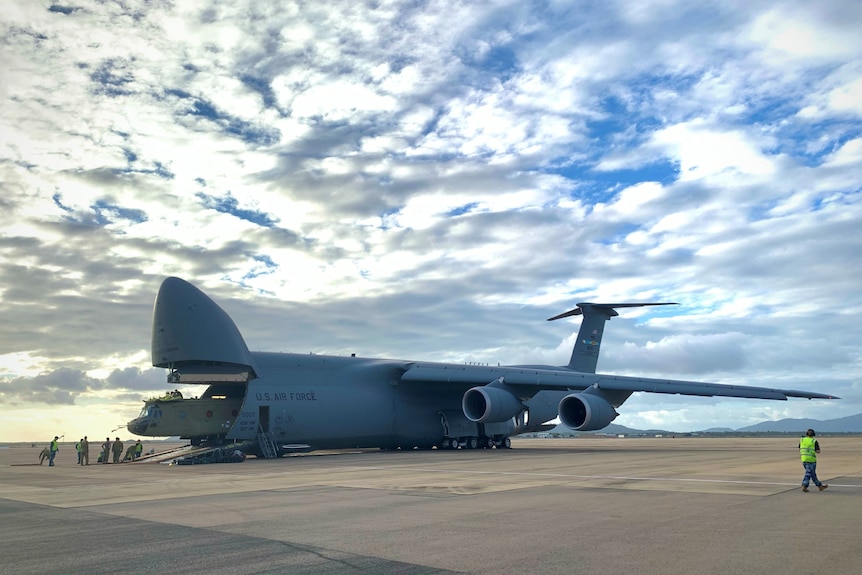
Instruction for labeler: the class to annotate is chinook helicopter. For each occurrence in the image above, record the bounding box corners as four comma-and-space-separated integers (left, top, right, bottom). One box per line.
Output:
130, 386, 244, 446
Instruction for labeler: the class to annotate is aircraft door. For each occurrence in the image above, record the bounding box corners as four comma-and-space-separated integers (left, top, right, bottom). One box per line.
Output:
259, 405, 270, 433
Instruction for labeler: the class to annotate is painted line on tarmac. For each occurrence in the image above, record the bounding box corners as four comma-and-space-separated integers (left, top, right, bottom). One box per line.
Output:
343, 465, 862, 489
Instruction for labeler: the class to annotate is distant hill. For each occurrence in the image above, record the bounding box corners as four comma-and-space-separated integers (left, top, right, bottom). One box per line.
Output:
736, 413, 862, 433
547, 423, 672, 436
543, 413, 862, 435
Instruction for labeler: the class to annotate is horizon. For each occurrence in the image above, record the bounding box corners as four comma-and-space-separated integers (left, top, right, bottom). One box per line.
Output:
7, 410, 862, 445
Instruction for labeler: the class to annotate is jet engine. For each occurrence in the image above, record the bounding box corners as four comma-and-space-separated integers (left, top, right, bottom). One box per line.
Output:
462, 385, 523, 423
558, 392, 618, 431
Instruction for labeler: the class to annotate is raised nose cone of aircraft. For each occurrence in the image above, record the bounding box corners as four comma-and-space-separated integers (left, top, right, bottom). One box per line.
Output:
151, 277, 256, 371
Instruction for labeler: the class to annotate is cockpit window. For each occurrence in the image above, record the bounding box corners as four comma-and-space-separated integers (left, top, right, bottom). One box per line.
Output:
138, 405, 161, 419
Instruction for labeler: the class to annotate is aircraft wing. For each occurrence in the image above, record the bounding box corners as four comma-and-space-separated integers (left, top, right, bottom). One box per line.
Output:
400, 364, 839, 401
582, 374, 838, 400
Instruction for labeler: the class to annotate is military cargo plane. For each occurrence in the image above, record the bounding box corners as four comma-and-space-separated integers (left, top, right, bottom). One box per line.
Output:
127, 278, 837, 456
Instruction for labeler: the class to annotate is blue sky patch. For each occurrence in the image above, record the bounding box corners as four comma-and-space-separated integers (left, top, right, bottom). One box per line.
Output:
90, 200, 148, 226
196, 192, 279, 227
90, 59, 135, 97
51, 194, 148, 226
52, 193, 72, 213
446, 202, 480, 217
48, 5, 78, 15
166, 89, 281, 145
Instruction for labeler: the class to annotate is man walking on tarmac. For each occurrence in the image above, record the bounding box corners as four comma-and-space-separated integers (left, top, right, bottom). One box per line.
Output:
48, 436, 59, 466
800, 428, 828, 492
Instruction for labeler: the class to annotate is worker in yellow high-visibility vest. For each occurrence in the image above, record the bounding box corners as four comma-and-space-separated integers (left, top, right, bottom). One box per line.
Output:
48, 436, 59, 466
799, 428, 828, 492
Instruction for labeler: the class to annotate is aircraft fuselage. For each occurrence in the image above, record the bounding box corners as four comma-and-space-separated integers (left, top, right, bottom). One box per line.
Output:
129, 353, 549, 450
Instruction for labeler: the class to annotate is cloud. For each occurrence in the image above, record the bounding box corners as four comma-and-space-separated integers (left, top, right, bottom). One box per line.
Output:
1, 0, 861, 439
0, 368, 102, 406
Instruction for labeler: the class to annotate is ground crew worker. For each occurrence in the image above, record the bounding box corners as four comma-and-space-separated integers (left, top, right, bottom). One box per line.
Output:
76, 439, 82, 464
48, 436, 59, 466
134, 439, 143, 459
123, 443, 137, 461
80, 436, 89, 465
799, 428, 828, 492
101, 437, 111, 463
112, 437, 124, 464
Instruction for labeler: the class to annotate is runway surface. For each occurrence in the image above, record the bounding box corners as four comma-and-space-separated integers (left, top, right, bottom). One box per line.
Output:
2, 437, 861, 574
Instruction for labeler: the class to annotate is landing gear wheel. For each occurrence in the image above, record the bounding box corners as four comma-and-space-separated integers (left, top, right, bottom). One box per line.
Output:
486, 437, 496, 449
467, 437, 479, 449
502, 437, 512, 449
449, 438, 460, 450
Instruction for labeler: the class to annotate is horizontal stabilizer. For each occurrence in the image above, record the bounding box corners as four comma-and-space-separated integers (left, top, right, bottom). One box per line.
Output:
547, 302, 678, 322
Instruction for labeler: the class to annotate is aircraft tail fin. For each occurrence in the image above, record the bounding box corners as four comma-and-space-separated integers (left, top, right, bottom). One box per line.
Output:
548, 302, 677, 373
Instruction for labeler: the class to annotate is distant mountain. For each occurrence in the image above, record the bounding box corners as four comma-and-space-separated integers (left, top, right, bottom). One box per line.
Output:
597, 423, 673, 435
543, 413, 862, 435
735, 413, 862, 433
547, 423, 672, 436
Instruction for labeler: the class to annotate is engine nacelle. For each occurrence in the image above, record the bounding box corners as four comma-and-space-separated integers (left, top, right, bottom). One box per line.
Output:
558, 392, 617, 431
462, 385, 523, 423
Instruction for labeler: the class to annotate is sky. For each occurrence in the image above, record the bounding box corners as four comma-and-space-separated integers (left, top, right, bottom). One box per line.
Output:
1, 0, 861, 443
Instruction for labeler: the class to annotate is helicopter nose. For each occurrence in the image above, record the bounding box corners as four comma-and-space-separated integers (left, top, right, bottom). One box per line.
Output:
127, 418, 149, 435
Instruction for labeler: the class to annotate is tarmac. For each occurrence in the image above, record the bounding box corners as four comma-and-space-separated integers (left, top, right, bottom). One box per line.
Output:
1, 436, 861, 574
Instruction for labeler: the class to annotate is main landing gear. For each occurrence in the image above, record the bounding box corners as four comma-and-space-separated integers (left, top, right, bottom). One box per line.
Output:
440, 435, 511, 450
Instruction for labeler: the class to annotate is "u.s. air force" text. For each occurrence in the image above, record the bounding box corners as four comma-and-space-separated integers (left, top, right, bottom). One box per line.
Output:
256, 391, 317, 401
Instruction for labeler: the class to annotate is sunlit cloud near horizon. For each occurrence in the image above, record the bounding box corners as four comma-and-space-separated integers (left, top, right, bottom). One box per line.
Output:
1, 0, 861, 442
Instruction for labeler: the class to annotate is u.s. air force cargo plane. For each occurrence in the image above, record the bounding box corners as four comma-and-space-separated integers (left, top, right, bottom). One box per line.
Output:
127, 278, 837, 456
